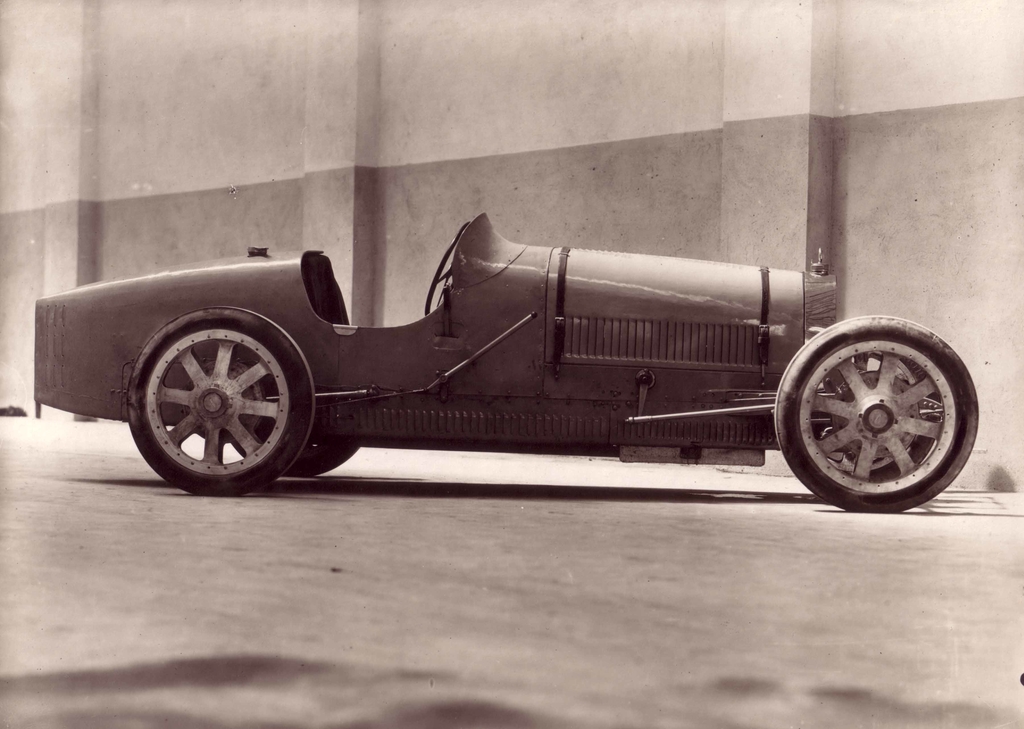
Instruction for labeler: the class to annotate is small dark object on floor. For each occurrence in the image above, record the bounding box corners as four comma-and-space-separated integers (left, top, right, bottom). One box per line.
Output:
0, 406, 27, 417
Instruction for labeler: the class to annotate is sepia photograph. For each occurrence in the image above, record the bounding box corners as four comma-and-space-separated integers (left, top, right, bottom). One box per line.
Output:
1, 0, 1022, 727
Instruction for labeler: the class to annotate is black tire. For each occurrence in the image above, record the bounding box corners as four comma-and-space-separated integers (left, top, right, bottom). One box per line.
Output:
127, 308, 315, 496
284, 435, 359, 477
775, 316, 978, 513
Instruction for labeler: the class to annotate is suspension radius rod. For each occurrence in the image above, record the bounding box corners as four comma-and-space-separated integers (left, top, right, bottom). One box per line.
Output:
626, 401, 776, 424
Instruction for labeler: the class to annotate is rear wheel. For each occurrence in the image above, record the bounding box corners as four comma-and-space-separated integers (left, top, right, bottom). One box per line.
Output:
775, 316, 978, 512
284, 435, 359, 477
128, 309, 315, 496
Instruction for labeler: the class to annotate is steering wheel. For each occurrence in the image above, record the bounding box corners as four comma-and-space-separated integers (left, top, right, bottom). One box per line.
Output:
424, 220, 471, 316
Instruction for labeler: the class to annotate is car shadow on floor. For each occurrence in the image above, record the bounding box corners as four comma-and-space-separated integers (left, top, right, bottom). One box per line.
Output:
269, 481, 1024, 515
69, 475, 821, 505
896, 492, 1024, 518
67, 477, 1023, 515
267, 478, 824, 505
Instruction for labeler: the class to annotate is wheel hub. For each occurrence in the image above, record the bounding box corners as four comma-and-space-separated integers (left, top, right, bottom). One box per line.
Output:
861, 401, 895, 435
198, 387, 230, 418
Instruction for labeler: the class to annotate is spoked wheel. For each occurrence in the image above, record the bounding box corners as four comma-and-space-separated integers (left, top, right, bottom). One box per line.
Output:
128, 309, 315, 496
776, 316, 978, 512
284, 434, 359, 478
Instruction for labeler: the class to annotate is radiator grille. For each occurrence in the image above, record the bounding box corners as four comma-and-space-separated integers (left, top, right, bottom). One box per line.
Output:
804, 274, 837, 338
564, 317, 759, 368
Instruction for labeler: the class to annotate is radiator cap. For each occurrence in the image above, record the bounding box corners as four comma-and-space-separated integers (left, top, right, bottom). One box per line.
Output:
810, 247, 829, 276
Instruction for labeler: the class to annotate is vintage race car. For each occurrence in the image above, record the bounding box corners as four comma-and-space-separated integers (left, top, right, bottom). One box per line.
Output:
35, 213, 978, 512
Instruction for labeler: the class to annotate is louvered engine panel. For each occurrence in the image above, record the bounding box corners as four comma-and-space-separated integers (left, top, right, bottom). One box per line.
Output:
616, 416, 776, 448
329, 405, 774, 448
332, 407, 610, 443
37, 303, 67, 391
563, 317, 760, 369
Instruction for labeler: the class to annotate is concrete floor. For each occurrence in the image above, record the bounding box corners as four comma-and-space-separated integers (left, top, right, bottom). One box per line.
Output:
0, 420, 1021, 729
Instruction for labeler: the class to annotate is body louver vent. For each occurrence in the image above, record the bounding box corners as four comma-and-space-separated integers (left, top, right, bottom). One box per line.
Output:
563, 317, 760, 369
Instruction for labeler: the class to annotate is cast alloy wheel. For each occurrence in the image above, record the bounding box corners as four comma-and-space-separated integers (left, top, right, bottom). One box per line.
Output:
128, 309, 314, 496
776, 316, 978, 512
798, 341, 954, 489
144, 328, 288, 474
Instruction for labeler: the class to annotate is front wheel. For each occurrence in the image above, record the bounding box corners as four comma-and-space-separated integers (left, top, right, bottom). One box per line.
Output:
775, 316, 978, 512
128, 309, 315, 496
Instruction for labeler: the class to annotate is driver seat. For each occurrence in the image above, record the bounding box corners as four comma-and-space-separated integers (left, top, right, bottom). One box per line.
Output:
301, 251, 349, 325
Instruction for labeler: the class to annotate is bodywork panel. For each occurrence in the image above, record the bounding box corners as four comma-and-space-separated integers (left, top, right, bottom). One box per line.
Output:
547, 247, 803, 374
35, 213, 829, 456
451, 215, 529, 289
325, 214, 799, 451
35, 253, 337, 420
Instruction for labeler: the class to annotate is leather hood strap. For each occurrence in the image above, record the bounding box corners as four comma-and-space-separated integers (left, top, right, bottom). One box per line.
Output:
552, 247, 571, 378
758, 266, 771, 384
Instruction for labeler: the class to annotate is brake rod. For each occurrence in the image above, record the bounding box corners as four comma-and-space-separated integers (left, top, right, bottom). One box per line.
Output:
315, 311, 539, 408
425, 311, 538, 390
313, 387, 379, 402
626, 401, 776, 424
